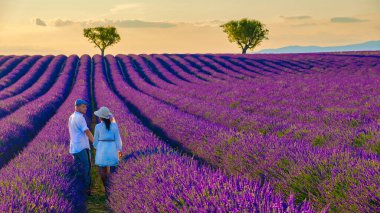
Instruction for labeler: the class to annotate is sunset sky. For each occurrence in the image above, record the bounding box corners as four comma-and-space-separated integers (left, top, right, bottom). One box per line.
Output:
0, 0, 379, 55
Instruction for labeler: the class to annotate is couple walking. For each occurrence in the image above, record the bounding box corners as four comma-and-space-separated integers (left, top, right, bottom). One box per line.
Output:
68, 99, 122, 196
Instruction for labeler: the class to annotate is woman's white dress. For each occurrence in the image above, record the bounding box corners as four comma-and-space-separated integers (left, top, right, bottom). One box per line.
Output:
93, 122, 122, 167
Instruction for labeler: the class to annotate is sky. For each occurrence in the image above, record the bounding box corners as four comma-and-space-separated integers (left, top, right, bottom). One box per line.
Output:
0, 0, 379, 55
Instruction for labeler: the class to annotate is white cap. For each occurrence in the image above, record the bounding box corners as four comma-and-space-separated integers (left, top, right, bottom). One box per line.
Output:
94, 106, 113, 119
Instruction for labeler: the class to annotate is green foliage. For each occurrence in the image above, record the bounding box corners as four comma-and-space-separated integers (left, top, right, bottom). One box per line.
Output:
83, 26, 121, 56
293, 129, 310, 140
331, 181, 348, 199
328, 184, 349, 212
214, 146, 223, 157
353, 132, 372, 148
227, 136, 238, 145
237, 121, 257, 132
276, 128, 290, 138
88, 148, 108, 212
287, 164, 331, 207
229, 101, 240, 109
258, 128, 268, 136
258, 124, 274, 136
276, 131, 285, 138
203, 111, 212, 119
231, 117, 241, 128
312, 135, 329, 147
172, 196, 187, 209
373, 141, 380, 155
220, 18, 269, 54
348, 119, 360, 128
276, 158, 291, 174
289, 169, 324, 204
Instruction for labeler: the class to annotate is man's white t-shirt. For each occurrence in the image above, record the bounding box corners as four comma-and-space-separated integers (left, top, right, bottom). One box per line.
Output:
68, 111, 90, 154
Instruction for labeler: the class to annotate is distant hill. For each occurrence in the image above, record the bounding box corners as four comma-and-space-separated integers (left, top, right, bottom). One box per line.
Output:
256, 40, 380, 54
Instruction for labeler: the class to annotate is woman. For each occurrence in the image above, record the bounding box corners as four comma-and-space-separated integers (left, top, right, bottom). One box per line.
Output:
93, 106, 122, 191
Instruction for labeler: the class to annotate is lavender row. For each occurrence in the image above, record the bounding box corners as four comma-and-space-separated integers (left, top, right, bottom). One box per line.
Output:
0, 55, 54, 99
166, 54, 224, 82
195, 54, 261, 78
117, 54, 317, 150
145, 54, 380, 153
0, 56, 66, 118
218, 53, 380, 75
152, 54, 380, 153
141, 54, 256, 98
117, 53, 376, 149
0, 55, 45, 92
151, 54, 248, 82
144, 54, 254, 88
128, 54, 263, 102
114, 54, 241, 167
160, 54, 380, 150
155, 54, 212, 83
0, 55, 92, 212
92, 55, 314, 212
0, 56, 74, 169
0, 56, 13, 67
151, 54, 209, 84
113, 55, 325, 207
115, 54, 264, 133
156, 55, 376, 102
182, 54, 248, 80
140, 54, 201, 87
0, 55, 30, 80
137, 54, 269, 110
113, 54, 379, 211
167, 54, 275, 80
166, 60, 380, 153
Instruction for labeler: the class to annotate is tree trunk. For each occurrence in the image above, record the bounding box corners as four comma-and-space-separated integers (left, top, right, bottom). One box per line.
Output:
242, 46, 249, 54
101, 49, 105, 57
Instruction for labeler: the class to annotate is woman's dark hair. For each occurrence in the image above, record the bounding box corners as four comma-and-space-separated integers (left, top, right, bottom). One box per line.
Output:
101, 117, 111, 130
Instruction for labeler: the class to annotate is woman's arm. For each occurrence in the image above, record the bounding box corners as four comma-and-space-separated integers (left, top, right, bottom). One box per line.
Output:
93, 125, 99, 149
114, 123, 122, 152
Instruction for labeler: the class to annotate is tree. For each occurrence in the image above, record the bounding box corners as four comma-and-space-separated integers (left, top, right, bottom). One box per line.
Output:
220, 18, 269, 54
83, 26, 121, 56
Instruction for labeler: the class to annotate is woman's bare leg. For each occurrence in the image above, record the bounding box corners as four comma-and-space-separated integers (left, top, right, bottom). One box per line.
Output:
105, 166, 110, 186
98, 167, 108, 189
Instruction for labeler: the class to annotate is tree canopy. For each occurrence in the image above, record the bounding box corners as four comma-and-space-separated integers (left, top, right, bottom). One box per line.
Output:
220, 18, 269, 54
83, 26, 121, 56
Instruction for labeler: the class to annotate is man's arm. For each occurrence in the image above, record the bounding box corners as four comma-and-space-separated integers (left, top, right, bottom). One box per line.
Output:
85, 129, 94, 143
76, 115, 94, 143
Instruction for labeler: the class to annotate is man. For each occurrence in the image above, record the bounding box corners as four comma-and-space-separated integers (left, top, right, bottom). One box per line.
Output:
68, 99, 94, 196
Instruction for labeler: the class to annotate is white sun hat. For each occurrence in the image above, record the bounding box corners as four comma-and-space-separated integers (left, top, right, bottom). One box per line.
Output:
94, 106, 113, 119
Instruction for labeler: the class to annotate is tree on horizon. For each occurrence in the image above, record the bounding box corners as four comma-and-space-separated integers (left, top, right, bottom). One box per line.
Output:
83, 26, 121, 56
220, 18, 269, 54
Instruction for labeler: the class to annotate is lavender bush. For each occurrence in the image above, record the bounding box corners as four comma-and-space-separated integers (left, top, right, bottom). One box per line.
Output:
0, 55, 91, 211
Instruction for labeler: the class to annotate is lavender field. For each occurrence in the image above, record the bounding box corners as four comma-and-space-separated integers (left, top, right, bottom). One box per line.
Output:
0, 52, 379, 212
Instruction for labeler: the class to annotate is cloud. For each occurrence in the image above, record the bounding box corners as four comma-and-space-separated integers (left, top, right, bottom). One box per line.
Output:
279, 16, 316, 27
189, 20, 226, 27
109, 3, 141, 13
30, 18, 176, 28
33, 18, 71, 27
81, 19, 176, 28
114, 20, 176, 28
331, 17, 369, 23
290, 23, 318, 27
281, 16, 312, 21
34, 18, 47, 26
51, 19, 75, 27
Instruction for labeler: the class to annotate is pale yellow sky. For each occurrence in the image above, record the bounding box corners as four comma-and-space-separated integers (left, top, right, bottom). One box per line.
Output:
0, 0, 379, 54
